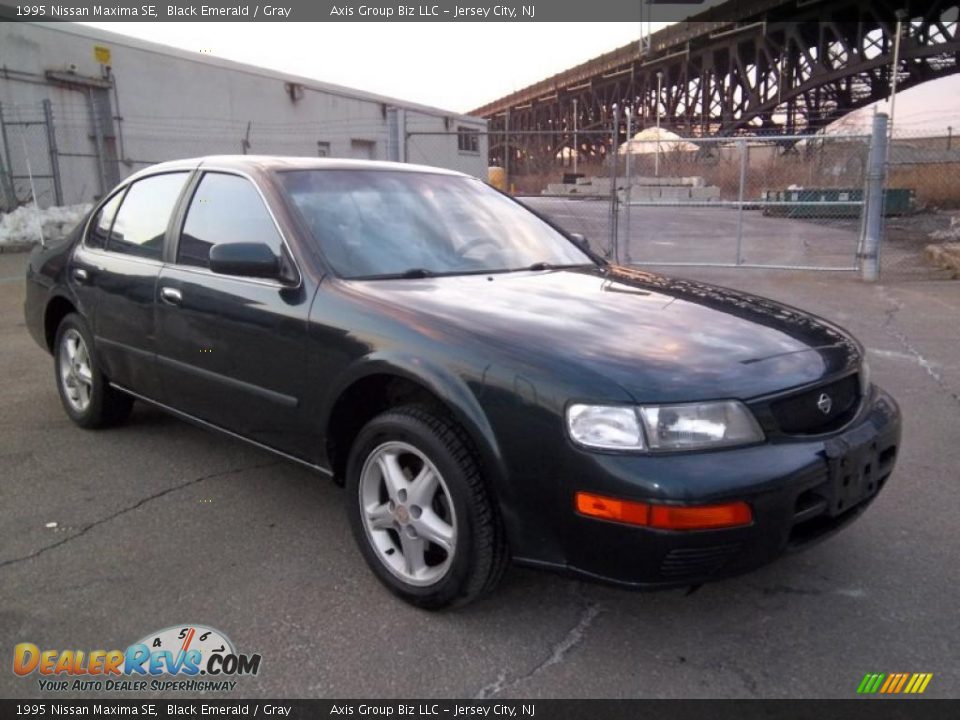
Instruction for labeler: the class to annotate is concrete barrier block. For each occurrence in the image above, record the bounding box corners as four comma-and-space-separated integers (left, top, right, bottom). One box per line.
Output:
659, 186, 691, 200
689, 186, 721, 201
630, 188, 659, 202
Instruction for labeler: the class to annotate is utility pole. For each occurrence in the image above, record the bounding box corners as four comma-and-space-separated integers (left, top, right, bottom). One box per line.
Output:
861, 113, 889, 282
503, 109, 510, 194
655, 71, 663, 177
610, 104, 619, 262
572, 98, 578, 175
624, 111, 633, 264
887, 10, 906, 141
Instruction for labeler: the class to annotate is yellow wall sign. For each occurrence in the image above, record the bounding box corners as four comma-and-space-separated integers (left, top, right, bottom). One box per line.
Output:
93, 45, 111, 65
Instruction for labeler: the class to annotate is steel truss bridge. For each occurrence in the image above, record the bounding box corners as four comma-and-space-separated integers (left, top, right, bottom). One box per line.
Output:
472, 0, 960, 169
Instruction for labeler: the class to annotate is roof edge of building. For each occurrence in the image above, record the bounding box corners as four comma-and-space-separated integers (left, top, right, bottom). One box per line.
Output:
24, 21, 487, 125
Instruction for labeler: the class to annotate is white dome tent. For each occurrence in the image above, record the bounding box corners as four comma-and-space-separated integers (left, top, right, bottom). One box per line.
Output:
618, 127, 700, 155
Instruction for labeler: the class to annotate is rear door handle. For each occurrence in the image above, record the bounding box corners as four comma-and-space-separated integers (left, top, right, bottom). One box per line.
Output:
72, 268, 89, 284
160, 287, 182, 305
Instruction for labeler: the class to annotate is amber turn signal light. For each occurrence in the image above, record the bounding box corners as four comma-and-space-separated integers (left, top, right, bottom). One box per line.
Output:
575, 492, 752, 531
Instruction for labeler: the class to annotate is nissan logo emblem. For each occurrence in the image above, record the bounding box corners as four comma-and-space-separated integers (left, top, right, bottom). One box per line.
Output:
817, 392, 833, 415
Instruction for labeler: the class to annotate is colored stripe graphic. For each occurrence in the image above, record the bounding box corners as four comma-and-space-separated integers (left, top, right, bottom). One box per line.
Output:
857, 673, 885, 694
858, 672, 933, 694
879, 674, 896, 693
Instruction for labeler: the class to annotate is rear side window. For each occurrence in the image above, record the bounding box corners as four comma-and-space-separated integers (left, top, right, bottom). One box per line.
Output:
177, 173, 284, 269
87, 191, 124, 249
108, 172, 189, 260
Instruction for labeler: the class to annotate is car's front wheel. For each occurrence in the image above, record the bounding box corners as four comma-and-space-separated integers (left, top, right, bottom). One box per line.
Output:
54, 313, 133, 429
346, 405, 507, 609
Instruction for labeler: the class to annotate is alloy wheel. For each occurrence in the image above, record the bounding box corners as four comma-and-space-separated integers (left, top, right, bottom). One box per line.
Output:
358, 441, 458, 587
59, 328, 94, 413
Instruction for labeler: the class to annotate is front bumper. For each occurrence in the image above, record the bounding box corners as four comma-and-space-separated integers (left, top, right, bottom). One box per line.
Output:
521, 386, 901, 589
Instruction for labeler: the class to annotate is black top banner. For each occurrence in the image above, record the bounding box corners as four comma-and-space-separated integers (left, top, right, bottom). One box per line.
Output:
3, 699, 960, 719
0, 0, 920, 23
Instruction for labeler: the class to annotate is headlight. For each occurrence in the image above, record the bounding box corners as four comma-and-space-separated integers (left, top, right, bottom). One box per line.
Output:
859, 359, 871, 396
567, 404, 644, 450
567, 401, 763, 452
638, 401, 763, 450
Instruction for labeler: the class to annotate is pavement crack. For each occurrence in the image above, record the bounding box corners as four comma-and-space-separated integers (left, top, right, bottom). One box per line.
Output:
474, 602, 603, 699
881, 292, 960, 409
0, 461, 279, 570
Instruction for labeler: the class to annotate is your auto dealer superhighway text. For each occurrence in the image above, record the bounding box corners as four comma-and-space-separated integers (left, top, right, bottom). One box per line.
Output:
331, 705, 533, 717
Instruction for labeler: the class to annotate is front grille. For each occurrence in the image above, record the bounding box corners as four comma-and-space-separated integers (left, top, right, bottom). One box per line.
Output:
659, 543, 742, 580
769, 374, 860, 435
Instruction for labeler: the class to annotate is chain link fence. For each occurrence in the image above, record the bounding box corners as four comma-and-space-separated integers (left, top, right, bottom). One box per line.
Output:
2, 100, 955, 280
0, 101, 61, 211
883, 129, 960, 279
409, 123, 956, 280
616, 133, 872, 271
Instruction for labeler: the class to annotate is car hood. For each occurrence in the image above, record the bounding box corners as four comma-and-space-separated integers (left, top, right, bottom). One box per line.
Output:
344, 266, 861, 402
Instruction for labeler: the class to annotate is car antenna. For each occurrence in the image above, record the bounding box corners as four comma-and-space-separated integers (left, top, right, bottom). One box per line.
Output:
19, 129, 46, 248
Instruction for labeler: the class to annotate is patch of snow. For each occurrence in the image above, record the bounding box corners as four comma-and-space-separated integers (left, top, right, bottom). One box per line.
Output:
930, 213, 960, 242
0, 203, 91, 247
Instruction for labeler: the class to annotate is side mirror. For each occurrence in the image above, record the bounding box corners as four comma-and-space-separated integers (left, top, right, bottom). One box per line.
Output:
209, 242, 280, 279
569, 233, 590, 252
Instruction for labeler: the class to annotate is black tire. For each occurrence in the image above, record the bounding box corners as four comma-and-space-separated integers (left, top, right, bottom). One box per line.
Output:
346, 405, 508, 609
53, 313, 133, 429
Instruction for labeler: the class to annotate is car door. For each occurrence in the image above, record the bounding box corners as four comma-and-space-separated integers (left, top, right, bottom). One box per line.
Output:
71, 172, 190, 399
154, 170, 313, 459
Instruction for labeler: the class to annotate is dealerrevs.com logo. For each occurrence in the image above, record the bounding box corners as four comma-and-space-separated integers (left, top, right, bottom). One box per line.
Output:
13, 625, 262, 692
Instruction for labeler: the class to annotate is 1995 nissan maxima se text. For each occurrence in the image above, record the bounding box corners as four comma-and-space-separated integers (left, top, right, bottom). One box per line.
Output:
24, 157, 902, 608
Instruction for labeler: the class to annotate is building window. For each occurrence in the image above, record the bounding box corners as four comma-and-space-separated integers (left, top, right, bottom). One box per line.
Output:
317, 142, 331, 157
458, 127, 479, 154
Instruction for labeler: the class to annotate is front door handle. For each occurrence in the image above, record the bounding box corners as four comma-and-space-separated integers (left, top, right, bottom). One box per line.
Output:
160, 287, 182, 305
72, 268, 89, 284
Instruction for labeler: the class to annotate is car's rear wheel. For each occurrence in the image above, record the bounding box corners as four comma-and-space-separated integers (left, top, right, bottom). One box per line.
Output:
346, 405, 507, 609
54, 313, 133, 429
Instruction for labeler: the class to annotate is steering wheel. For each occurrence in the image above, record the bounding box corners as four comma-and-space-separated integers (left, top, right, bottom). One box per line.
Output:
456, 237, 501, 258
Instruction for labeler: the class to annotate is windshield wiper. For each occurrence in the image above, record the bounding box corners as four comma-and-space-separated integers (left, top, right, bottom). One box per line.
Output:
397, 268, 435, 278
522, 262, 595, 272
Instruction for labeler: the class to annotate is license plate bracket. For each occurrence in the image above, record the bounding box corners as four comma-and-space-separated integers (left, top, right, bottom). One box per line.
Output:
823, 422, 880, 516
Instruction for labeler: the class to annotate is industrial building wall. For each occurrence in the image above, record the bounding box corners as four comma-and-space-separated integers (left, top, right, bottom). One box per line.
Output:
0, 22, 487, 208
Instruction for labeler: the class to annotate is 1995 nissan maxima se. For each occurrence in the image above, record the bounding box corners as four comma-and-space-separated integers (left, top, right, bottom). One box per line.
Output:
25, 156, 901, 608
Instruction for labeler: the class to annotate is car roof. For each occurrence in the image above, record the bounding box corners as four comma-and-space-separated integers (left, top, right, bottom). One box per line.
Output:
124, 155, 470, 184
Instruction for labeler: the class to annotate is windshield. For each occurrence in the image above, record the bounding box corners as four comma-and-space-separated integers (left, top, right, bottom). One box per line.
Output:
277, 169, 594, 279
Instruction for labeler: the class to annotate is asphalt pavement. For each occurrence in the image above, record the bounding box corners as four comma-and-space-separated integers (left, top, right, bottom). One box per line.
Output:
1, 249, 957, 699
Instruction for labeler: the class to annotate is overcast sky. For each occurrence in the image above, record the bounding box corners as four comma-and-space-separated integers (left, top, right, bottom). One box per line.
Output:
83, 21, 959, 133
83, 22, 663, 113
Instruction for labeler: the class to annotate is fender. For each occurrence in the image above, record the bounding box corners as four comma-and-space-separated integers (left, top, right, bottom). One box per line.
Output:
25, 237, 87, 353
317, 350, 525, 547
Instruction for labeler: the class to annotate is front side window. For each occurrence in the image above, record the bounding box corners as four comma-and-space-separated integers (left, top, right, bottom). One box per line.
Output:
278, 170, 593, 279
87, 190, 124, 249
177, 173, 284, 270
108, 173, 189, 260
